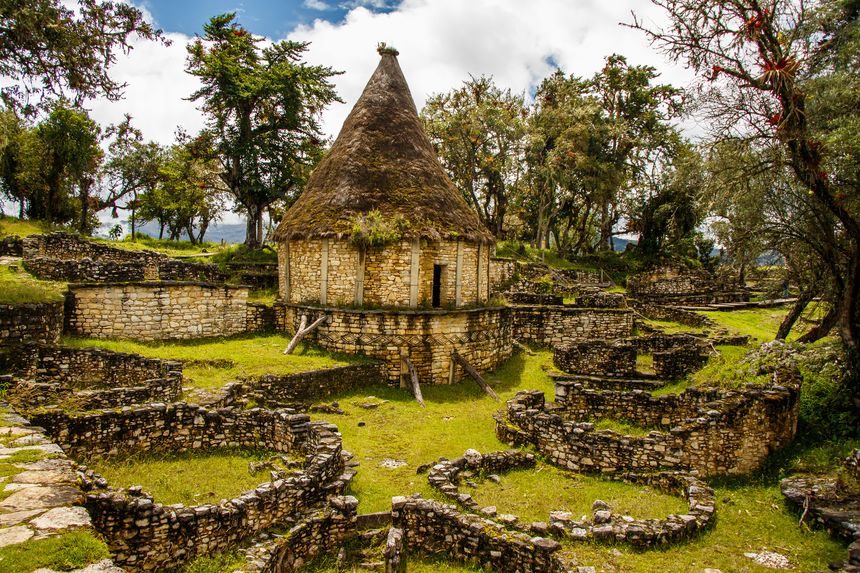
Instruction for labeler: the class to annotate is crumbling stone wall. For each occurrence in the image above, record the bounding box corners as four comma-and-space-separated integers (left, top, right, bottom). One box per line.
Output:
554, 334, 711, 379
391, 496, 566, 572
275, 304, 512, 385
628, 266, 749, 305
0, 343, 182, 410
21, 233, 225, 283
0, 234, 23, 256
65, 282, 250, 341
0, 302, 63, 345
246, 302, 275, 333
511, 306, 634, 347
633, 302, 717, 328
245, 497, 358, 573
281, 238, 489, 308
250, 363, 383, 405
555, 340, 638, 378
31, 404, 350, 570
496, 373, 800, 477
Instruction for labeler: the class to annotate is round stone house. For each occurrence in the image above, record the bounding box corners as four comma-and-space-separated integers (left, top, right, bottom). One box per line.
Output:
273, 47, 512, 384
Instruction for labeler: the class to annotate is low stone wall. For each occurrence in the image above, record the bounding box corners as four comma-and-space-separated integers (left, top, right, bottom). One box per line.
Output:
426, 449, 537, 510
65, 282, 250, 341
391, 496, 567, 573
554, 334, 711, 380
628, 267, 749, 305
571, 291, 626, 309
496, 371, 800, 477
240, 497, 358, 573
507, 292, 563, 305
22, 233, 225, 283
0, 343, 180, 387
634, 302, 717, 328
250, 363, 383, 406
554, 340, 637, 378
31, 404, 350, 570
0, 343, 183, 411
0, 302, 63, 345
275, 304, 513, 385
0, 234, 23, 256
247, 302, 276, 333
511, 306, 634, 347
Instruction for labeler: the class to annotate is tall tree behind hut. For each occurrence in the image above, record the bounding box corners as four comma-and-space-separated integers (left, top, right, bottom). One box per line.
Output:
186, 13, 341, 248
421, 76, 527, 239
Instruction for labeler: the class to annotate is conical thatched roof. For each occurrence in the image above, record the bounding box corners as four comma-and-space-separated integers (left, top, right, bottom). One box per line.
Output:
273, 48, 493, 244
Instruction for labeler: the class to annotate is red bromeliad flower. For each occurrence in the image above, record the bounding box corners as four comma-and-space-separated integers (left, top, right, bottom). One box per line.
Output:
767, 112, 782, 126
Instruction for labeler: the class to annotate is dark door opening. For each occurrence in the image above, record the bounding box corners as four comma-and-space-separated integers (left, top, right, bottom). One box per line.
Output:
432, 264, 443, 308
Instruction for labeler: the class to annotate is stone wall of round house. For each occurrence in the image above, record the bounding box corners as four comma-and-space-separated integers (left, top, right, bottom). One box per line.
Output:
278, 238, 491, 309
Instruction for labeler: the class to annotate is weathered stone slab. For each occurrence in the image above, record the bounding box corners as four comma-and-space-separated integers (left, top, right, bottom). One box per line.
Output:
0, 485, 84, 511
30, 506, 91, 531
0, 524, 34, 547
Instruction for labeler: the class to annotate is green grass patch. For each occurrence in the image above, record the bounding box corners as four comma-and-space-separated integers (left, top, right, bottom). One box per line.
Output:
469, 465, 687, 523
310, 348, 557, 514
0, 530, 109, 573
699, 304, 826, 343
591, 418, 656, 437
0, 216, 63, 238
62, 334, 367, 389
640, 317, 706, 335
100, 233, 228, 257
176, 551, 246, 573
636, 353, 655, 374
85, 449, 287, 505
688, 345, 762, 388
0, 264, 67, 304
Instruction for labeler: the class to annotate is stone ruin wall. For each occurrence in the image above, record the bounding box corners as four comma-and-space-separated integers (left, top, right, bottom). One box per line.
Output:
497, 373, 800, 477
390, 496, 567, 573
0, 343, 182, 410
627, 266, 749, 305
510, 306, 634, 347
21, 232, 225, 283
65, 282, 252, 341
276, 304, 512, 385
30, 404, 349, 570
0, 302, 63, 345
554, 334, 711, 380
250, 363, 383, 406
281, 238, 489, 308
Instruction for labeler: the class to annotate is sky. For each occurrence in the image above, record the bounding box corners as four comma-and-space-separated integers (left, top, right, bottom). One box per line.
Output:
82, 0, 702, 146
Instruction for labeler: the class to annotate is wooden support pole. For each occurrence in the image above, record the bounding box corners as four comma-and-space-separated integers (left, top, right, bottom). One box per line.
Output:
283, 314, 327, 355
452, 351, 499, 401
402, 355, 425, 408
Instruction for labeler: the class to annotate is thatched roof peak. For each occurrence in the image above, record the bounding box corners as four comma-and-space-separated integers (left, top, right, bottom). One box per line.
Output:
273, 47, 493, 245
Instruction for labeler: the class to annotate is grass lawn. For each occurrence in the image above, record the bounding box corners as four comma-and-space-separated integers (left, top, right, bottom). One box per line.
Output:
297, 347, 843, 573
469, 465, 688, 523
98, 234, 229, 258
85, 449, 287, 505
0, 264, 67, 304
0, 530, 110, 573
0, 216, 60, 238
62, 334, 368, 389
700, 303, 827, 343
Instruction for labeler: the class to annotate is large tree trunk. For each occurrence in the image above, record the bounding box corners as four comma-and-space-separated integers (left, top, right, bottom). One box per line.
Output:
776, 290, 814, 341
245, 204, 264, 248
798, 303, 839, 344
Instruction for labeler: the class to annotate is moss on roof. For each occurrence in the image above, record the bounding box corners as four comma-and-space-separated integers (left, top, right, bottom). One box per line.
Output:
273, 50, 493, 245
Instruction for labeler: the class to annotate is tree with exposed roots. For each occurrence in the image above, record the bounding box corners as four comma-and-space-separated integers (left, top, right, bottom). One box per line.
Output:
631, 0, 860, 402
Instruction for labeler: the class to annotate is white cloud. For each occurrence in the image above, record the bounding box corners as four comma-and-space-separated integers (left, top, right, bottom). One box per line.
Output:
288, 0, 698, 138
85, 31, 205, 145
82, 0, 699, 148
304, 0, 333, 10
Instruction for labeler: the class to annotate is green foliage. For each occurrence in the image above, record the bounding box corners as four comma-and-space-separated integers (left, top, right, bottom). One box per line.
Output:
349, 209, 410, 247
186, 13, 341, 247
0, 0, 163, 111
86, 449, 285, 505
0, 263, 66, 304
0, 530, 109, 573
178, 552, 246, 573
0, 215, 61, 237
109, 233, 225, 257
422, 76, 528, 238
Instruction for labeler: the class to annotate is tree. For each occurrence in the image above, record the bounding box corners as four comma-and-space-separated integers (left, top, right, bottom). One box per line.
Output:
28, 104, 102, 229
422, 76, 528, 239
0, 107, 27, 217
186, 13, 341, 247
101, 116, 164, 239
632, 0, 860, 399
0, 0, 165, 113
137, 136, 226, 244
